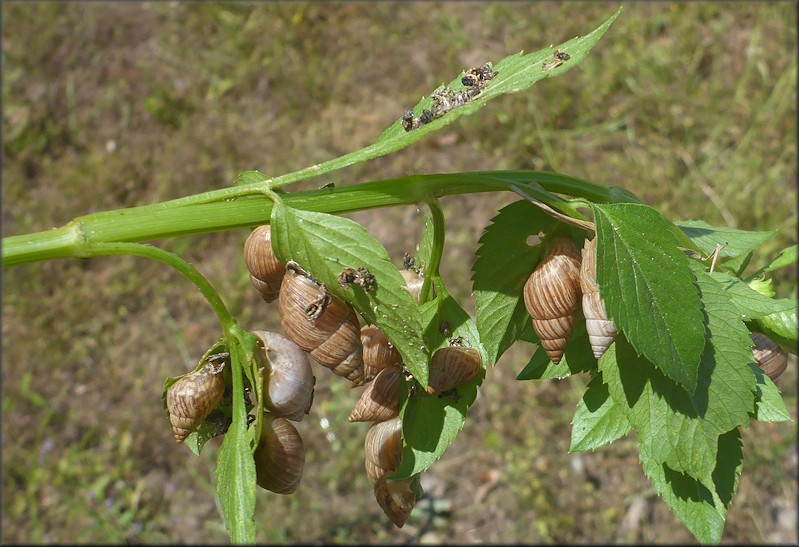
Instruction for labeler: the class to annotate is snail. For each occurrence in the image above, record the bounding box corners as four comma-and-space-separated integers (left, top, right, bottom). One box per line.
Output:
361, 325, 402, 380
166, 360, 226, 443
348, 365, 402, 423
253, 330, 315, 422
399, 268, 424, 303
254, 414, 305, 495
364, 416, 403, 486
278, 261, 366, 386
579, 238, 618, 359
374, 476, 416, 528
244, 225, 286, 303
751, 333, 788, 381
523, 237, 582, 365
426, 345, 481, 395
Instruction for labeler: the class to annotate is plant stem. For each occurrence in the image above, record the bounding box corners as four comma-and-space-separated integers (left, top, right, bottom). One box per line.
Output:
3, 171, 637, 268
83, 242, 235, 329
419, 198, 446, 304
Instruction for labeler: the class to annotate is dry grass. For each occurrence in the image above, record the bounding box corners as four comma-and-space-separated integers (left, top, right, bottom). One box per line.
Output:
2, 2, 796, 543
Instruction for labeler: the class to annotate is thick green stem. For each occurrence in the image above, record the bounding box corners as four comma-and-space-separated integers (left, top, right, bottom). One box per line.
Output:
3, 171, 637, 268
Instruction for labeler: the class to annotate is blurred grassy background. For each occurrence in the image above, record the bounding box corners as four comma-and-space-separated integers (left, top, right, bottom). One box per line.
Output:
2, 2, 796, 543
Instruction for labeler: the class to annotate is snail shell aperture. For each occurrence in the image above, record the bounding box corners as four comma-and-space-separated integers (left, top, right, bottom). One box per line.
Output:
253, 330, 315, 422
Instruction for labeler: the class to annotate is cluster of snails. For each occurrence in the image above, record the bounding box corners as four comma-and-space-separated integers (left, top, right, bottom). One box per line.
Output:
523, 236, 617, 364
524, 236, 790, 382
346, 281, 482, 526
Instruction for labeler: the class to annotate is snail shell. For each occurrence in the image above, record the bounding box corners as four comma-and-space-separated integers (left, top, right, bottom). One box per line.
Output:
580, 238, 618, 359
254, 415, 305, 495
751, 333, 788, 381
253, 331, 315, 422
166, 361, 226, 443
349, 366, 402, 423
364, 416, 403, 486
374, 476, 416, 528
523, 237, 582, 365
279, 262, 366, 386
361, 325, 402, 380
244, 225, 286, 303
425, 346, 481, 395
399, 269, 424, 303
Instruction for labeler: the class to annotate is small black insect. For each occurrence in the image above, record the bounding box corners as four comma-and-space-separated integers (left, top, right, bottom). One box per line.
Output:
419, 108, 434, 125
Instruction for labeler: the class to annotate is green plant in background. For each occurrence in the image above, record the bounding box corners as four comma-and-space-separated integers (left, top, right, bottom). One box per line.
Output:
3, 7, 796, 544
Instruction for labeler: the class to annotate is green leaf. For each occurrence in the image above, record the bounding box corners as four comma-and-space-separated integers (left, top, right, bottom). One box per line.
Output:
570, 373, 631, 452
593, 203, 705, 393
270, 196, 429, 386
373, 9, 622, 148
708, 271, 796, 321
599, 281, 754, 487
752, 244, 798, 276
516, 313, 596, 380
473, 200, 557, 364
674, 220, 775, 267
751, 365, 792, 422
752, 308, 798, 353
214, 341, 256, 544
394, 281, 487, 478
640, 429, 743, 544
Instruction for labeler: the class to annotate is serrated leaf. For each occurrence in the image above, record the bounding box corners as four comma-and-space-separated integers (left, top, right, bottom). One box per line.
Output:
373, 10, 622, 148
752, 308, 798, 353
752, 364, 793, 422
214, 342, 256, 544
599, 272, 754, 486
270, 197, 429, 386
394, 281, 487, 478
640, 429, 743, 545
674, 220, 775, 262
570, 373, 631, 452
755, 244, 798, 276
593, 203, 705, 393
473, 200, 557, 364
516, 313, 596, 380
708, 270, 796, 321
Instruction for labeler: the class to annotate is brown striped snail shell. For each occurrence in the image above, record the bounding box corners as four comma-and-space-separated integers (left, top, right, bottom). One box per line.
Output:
361, 325, 402, 380
751, 333, 788, 381
374, 476, 416, 528
278, 262, 366, 386
364, 416, 403, 486
425, 345, 481, 395
244, 225, 286, 303
399, 269, 424, 303
254, 415, 305, 495
580, 238, 618, 359
523, 237, 582, 365
166, 361, 226, 443
349, 366, 402, 423
253, 331, 315, 422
